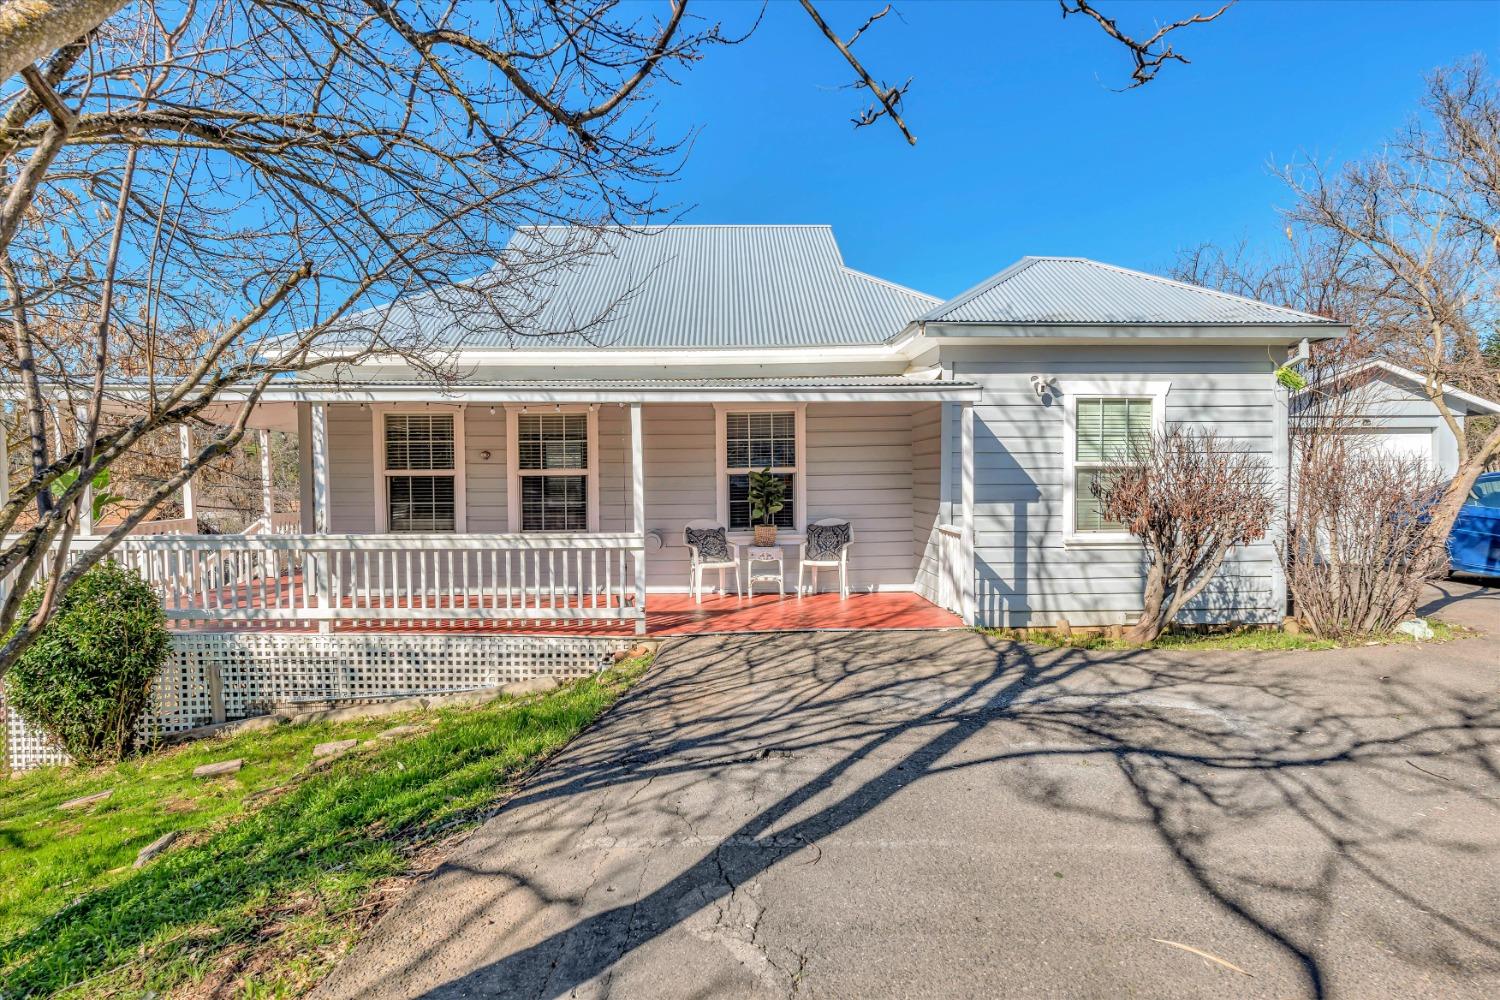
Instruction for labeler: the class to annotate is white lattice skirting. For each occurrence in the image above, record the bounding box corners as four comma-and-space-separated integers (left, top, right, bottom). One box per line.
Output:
6, 632, 626, 771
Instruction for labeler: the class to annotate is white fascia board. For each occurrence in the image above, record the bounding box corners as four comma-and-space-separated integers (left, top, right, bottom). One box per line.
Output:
97, 382, 984, 405
920, 322, 1347, 344
257, 386, 983, 404
298, 334, 927, 369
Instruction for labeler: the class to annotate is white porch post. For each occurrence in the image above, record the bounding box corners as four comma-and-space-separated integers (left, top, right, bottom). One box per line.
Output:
960, 401, 976, 626
258, 427, 274, 525
629, 402, 647, 635
0, 415, 9, 511
309, 403, 332, 630
310, 404, 329, 533
178, 422, 196, 526
75, 406, 94, 536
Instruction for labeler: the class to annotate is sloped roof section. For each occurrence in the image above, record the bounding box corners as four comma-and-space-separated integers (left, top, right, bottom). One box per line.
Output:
342, 225, 938, 350
921, 257, 1343, 327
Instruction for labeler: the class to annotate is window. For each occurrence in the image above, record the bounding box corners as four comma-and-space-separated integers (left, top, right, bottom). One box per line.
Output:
514, 412, 592, 531
721, 409, 800, 531
1470, 478, 1500, 510
383, 413, 457, 531
1073, 398, 1153, 532
1060, 380, 1169, 543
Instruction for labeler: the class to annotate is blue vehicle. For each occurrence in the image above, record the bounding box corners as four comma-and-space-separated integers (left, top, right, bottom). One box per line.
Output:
1449, 471, 1500, 578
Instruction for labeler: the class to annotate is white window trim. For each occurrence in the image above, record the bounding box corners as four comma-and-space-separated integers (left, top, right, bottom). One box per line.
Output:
1059, 379, 1170, 547
714, 403, 808, 539
505, 404, 601, 533
371, 404, 467, 532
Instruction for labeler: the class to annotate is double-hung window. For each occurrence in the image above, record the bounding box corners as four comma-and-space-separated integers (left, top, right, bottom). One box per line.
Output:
383, 413, 457, 531
1072, 396, 1155, 534
721, 409, 800, 531
516, 412, 590, 530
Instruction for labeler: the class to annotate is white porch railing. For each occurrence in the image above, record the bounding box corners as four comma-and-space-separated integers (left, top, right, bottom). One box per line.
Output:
124, 516, 199, 536
5, 532, 645, 631
936, 523, 964, 615
245, 511, 302, 535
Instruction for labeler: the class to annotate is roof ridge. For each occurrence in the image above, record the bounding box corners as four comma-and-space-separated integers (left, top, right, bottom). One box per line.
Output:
841, 266, 941, 304
916, 257, 1042, 323
1067, 257, 1336, 323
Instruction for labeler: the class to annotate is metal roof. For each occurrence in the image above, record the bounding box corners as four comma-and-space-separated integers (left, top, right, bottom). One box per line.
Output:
333, 225, 939, 350
1304, 359, 1500, 416
920, 256, 1344, 327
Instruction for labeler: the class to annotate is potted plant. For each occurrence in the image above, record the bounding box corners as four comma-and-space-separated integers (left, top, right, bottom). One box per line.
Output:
748, 468, 787, 546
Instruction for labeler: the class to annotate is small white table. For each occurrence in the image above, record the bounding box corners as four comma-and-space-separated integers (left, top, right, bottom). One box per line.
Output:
745, 545, 787, 597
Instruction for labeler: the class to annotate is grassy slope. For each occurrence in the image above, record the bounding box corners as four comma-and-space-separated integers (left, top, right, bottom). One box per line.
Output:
0, 654, 651, 999
979, 620, 1464, 652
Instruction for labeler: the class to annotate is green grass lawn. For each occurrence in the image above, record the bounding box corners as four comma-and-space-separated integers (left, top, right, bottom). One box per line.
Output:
979, 620, 1464, 652
0, 653, 652, 999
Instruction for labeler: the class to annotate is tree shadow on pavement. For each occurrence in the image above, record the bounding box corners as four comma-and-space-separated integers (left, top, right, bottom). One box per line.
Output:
318, 622, 1500, 1000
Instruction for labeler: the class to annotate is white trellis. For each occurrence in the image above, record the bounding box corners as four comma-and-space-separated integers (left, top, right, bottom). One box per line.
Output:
5, 631, 625, 771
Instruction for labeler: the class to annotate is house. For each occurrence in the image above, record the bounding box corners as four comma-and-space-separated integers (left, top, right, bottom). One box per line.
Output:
1298, 358, 1500, 477
3, 225, 1347, 766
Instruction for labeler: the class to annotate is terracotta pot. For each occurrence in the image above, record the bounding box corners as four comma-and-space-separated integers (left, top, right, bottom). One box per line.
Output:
753, 524, 777, 546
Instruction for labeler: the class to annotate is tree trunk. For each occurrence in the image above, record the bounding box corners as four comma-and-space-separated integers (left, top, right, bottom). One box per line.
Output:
1125, 560, 1169, 643
0, 0, 125, 84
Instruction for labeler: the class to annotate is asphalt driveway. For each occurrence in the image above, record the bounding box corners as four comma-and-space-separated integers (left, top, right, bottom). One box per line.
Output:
315, 586, 1500, 999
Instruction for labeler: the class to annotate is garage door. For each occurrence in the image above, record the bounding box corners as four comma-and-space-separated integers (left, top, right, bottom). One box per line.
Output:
1351, 429, 1435, 466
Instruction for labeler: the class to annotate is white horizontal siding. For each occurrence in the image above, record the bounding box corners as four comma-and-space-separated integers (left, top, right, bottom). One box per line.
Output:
326, 405, 375, 533
947, 345, 1285, 627
318, 400, 920, 593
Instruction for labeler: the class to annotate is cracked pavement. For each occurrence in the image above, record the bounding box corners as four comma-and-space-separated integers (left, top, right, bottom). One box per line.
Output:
313, 582, 1500, 999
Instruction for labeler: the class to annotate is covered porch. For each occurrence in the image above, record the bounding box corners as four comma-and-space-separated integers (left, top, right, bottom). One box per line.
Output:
17, 376, 981, 637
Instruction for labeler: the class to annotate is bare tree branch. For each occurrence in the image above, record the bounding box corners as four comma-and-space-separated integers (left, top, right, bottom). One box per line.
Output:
1060, 0, 1235, 90
799, 1, 916, 146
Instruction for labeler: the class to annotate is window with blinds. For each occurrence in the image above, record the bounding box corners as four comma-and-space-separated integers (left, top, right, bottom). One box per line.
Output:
725, 411, 797, 530
384, 414, 456, 531
1074, 397, 1153, 532
517, 413, 588, 530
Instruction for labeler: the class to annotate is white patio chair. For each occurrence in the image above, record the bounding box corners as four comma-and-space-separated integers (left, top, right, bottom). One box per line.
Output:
798, 517, 852, 599
683, 519, 741, 603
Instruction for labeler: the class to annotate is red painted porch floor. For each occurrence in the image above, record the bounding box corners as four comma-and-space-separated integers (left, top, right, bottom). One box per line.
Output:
642, 591, 962, 636
173, 590, 961, 637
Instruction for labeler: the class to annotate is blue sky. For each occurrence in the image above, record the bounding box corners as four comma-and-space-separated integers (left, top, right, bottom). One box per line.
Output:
648, 0, 1500, 298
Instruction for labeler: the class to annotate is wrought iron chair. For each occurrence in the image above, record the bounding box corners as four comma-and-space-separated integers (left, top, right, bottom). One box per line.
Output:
683, 519, 742, 603
798, 517, 852, 598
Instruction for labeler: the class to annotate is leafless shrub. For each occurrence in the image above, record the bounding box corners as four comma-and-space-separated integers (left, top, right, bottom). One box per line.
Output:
1093, 426, 1276, 643
1283, 429, 1449, 639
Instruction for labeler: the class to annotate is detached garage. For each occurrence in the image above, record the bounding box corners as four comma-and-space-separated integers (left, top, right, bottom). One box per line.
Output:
1301, 360, 1500, 478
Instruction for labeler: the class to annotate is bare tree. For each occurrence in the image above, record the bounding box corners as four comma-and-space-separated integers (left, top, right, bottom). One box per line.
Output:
1283, 429, 1450, 638
0, 1, 726, 677
1278, 58, 1500, 541
1093, 426, 1276, 643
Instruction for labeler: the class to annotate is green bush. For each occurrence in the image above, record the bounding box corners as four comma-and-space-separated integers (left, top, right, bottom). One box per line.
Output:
5, 560, 170, 764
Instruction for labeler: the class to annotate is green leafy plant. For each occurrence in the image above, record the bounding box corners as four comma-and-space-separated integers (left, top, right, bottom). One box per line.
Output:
747, 468, 787, 526
50, 468, 126, 522
1274, 364, 1308, 392
5, 561, 170, 764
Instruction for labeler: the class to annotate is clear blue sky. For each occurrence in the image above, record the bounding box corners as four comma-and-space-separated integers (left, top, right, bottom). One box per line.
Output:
647, 0, 1500, 298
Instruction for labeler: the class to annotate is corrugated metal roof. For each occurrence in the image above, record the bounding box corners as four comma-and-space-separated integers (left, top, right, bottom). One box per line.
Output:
920, 256, 1342, 326
333, 226, 939, 350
